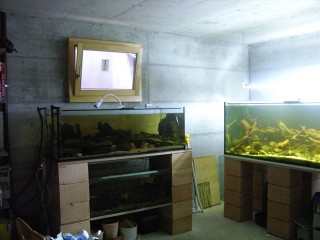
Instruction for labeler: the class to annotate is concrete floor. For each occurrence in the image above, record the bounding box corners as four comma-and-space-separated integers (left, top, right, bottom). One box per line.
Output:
141, 203, 281, 240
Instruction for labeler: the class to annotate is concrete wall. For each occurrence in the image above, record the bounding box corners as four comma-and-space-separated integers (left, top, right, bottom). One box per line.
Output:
249, 32, 320, 101
6, 14, 248, 217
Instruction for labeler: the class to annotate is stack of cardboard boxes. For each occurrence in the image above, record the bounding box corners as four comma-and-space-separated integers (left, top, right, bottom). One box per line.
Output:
159, 151, 193, 235
49, 162, 91, 235
223, 158, 320, 239
311, 173, 320, 239
252, 164, 268, 214
267, 166, 302, 239
224, 158, 253, 222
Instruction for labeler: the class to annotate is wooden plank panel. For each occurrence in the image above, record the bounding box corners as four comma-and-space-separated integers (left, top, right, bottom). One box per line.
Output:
193, 155, 221, 206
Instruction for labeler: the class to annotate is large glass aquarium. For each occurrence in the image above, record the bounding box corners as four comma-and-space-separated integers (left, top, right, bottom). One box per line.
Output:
48, 106, 186, 161
224, 102, 320, 169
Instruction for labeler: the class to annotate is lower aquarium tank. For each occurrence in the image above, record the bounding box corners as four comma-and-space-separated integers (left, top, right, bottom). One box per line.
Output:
48, 106, 186, 161
224, 102, 320, 169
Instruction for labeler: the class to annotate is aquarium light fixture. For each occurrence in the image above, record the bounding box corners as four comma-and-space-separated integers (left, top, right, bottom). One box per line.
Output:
94, 94, 125, 109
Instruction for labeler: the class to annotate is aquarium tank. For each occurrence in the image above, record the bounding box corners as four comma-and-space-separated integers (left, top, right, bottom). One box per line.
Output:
224, 102, 320, 169
48, 106, 186, 161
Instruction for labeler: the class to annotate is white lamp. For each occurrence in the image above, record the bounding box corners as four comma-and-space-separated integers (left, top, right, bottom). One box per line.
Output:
94, 94, 124, 109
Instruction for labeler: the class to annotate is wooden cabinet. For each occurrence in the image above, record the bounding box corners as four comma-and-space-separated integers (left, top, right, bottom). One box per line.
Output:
48, 150, 192, 236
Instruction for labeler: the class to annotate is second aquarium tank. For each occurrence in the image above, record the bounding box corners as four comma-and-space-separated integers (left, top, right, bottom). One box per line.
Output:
224, 102, 320, 169
48, 106, 186, 161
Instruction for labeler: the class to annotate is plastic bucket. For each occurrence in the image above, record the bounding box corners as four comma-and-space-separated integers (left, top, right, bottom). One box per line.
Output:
102, 218, 119, 240
120, 225, 137, 240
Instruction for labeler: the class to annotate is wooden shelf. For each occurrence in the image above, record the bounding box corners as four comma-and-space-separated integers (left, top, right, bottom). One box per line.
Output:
50, 150, 193, 235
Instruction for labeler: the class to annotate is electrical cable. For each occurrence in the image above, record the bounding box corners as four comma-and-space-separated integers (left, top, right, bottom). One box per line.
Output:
13, 108, 46, 203
14, 107, 53, 234
14, 108, 52, 213
14, 108, 47, 199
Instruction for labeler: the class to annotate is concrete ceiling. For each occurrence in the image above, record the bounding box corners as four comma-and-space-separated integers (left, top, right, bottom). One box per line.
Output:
2, 0, 320, 44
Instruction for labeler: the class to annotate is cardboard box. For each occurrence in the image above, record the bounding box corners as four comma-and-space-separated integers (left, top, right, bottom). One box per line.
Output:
268, 166, 302, 187
172, 183, 192, 203
253, 198, 264, 212
300, 172, 312, 198
267, 217, 296, 240
60, 201, 90, 224
224, 203, 252, 222
253, 163, 268, 171
58, 162, 89, 184
172, 168, 192, 186
300, 172, 314, 199
268, 184, 302, 204
159, 215, 192, 235
224, 189, 252, 207
172, 151, 192, 170
151, 151, 192, 170
224, 158, 252, 177
253, 183, 267, 199
268, 200, 301, 222
253, 170, 267, 185
224, 175, 252, 192
160, 200, 192, 220
59, 182, 89, 204
312, 173, 320, 180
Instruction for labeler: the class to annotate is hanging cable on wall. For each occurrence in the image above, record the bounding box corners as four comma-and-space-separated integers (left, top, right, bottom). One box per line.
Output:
13, 107, 53, 233
14, 108, 47, 203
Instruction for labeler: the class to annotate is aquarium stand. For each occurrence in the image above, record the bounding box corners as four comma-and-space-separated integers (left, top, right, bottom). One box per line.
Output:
47, 149, 193, 236
223, 155, 319, 240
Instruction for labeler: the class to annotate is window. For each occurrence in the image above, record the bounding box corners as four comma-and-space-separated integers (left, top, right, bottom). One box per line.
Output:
68, 38, 143, 102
